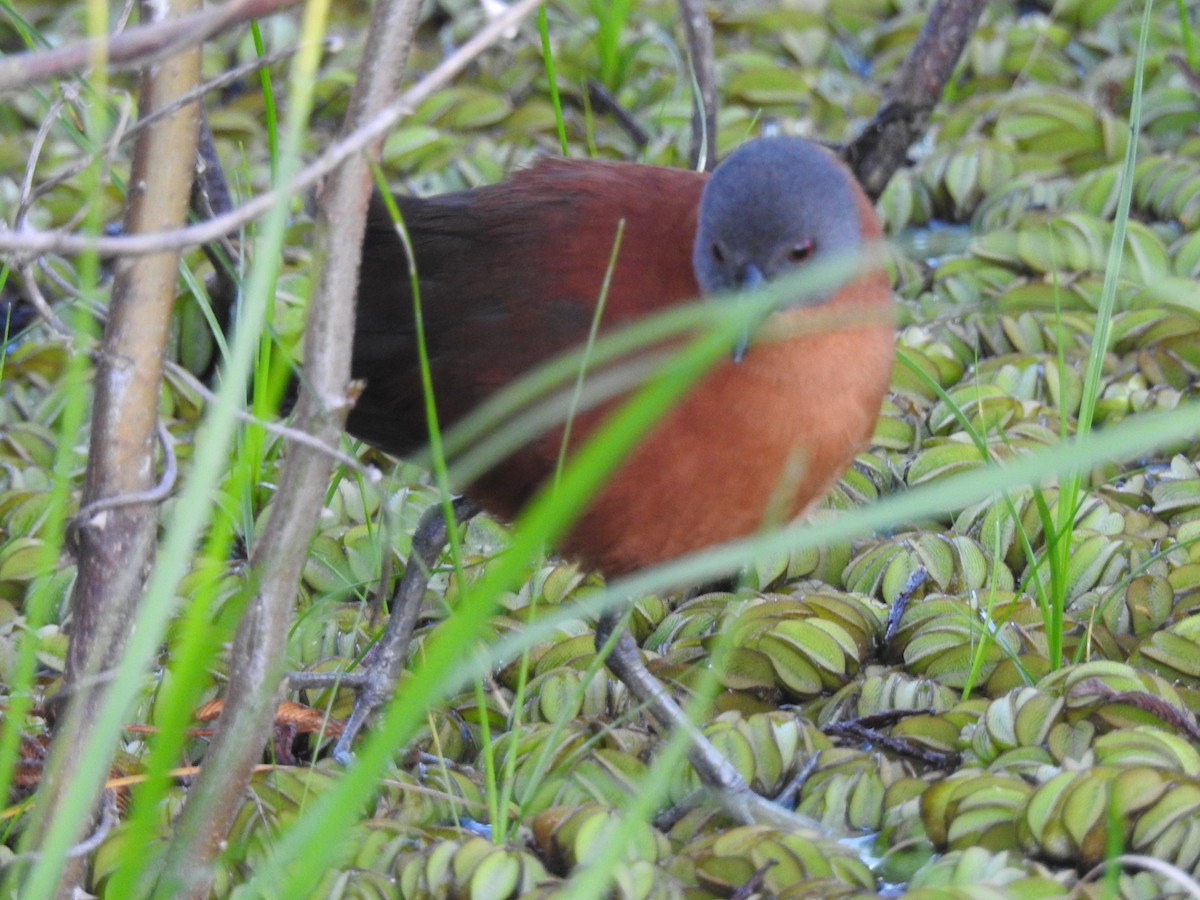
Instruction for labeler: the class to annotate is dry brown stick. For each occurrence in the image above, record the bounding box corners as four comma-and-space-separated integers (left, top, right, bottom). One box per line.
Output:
17, 0, 205, 892
0, 0, 547, 261
153, 0, 427, 890
844, 0, 988, 199
63, 62, 202, 675
0, 0, 299, 93
66, 421, 178, 545
22, 94, 134, 237
677, 0, 718, 172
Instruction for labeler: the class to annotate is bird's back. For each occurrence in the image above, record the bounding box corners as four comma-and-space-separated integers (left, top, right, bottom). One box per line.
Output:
349, 157, 706, 507
347, 149, 894, 574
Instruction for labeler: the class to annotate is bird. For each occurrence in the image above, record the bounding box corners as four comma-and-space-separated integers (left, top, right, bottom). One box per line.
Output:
349, 136, 894, 573
340, 136, 895, 825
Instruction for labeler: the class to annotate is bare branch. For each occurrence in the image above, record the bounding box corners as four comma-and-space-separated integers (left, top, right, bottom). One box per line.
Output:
162, 361, 379, 477
844, 0, 988, 198
6, 793, 120, 865
0, 0, 299, 94
0, 0, 547, 261
1170, 52, 1200, 94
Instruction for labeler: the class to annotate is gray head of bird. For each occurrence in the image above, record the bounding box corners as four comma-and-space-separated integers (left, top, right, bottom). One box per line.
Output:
691, 136, 864, 301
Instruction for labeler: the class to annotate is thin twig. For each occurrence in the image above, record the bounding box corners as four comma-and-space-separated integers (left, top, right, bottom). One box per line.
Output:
36, 257, 87, 302
29, 39, 317, 206
1081, 855, 1200, 898
162, 361, 380, 478
0, 0, 300, 93
15, 263, 69, 337
0, 0, 547, 260
191, 112, 241, 350
20, 93, 135, 237
6, 792, 119, 864
729, 861, 777, 900
0, 273, 375, 477
584, 79, 649, 148
68, 420, 178, 540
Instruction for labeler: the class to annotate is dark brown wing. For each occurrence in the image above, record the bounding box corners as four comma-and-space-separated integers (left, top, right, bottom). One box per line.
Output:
346, 158, 705, 516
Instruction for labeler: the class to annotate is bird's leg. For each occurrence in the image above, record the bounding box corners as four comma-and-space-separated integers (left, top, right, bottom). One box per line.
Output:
596, 610, 823, 832
290, 496, 480, 763
337, 495, 481, 761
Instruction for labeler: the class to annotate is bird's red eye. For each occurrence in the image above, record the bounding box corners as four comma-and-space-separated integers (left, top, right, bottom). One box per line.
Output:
788, 240, 815, 264
711, 242, 725, 263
